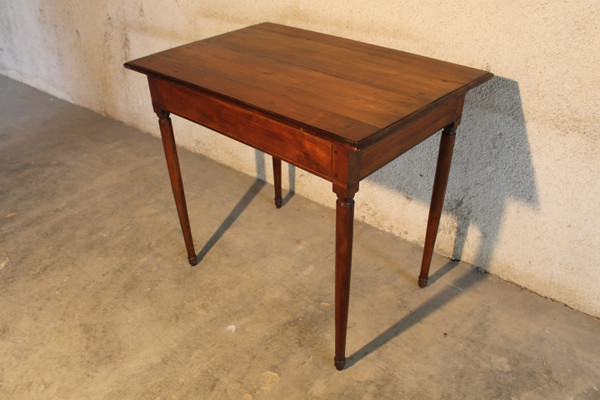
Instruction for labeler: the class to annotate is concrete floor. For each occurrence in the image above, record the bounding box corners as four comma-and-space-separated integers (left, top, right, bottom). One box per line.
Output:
1, 75, 599, 400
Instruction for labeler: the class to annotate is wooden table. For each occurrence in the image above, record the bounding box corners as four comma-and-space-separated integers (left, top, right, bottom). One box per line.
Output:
124, 22, 493, 370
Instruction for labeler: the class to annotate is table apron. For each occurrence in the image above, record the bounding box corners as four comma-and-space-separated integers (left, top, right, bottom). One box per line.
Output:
148, 76, 334, 181
357, 95, 464, 181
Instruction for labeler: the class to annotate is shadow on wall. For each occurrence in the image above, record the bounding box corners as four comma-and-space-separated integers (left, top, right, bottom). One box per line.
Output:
451, 77, 539, 268
368, 76, 539, 270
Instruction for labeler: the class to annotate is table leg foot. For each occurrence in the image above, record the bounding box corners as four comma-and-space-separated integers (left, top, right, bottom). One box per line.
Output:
188, 255, 198, 266
418, 276, 429, 288
334, 357, 346, 371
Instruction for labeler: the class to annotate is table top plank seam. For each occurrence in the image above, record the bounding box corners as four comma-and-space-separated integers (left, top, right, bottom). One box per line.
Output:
254, 23, 490, 82
214, 25, 477, 91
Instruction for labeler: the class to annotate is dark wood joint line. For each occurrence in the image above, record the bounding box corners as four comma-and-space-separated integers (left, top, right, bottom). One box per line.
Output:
333, 182, 359, 202
153, 106, 169, 121
450, 94, 466, 129
332, 144, 360, 191
442, 125, 458, 136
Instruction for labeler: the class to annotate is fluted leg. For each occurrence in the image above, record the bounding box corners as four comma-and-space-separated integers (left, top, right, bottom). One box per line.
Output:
156, 109, 198, 266
333, 187, 356, 370
418, 125, 457, 287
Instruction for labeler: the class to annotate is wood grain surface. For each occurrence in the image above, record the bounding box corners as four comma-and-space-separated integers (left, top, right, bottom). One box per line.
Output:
125, 22, 492, 147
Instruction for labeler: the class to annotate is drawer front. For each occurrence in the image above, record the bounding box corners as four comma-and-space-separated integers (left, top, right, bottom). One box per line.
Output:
148, 76, 333, 180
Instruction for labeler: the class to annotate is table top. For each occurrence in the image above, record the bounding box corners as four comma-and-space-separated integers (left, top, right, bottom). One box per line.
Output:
125, 22, 492, 147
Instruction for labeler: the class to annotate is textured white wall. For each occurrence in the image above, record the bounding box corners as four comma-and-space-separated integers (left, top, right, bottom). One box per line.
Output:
1, 1, 599, 316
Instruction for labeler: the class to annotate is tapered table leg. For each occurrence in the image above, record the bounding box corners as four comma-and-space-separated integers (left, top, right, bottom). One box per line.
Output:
418, 125, 458, 287
333, 187, 356, 370
272, 156, 282, 208
156, 109, 198, 266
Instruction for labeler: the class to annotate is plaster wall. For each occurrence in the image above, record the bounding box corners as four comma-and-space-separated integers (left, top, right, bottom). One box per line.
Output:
1, 1, 599, 316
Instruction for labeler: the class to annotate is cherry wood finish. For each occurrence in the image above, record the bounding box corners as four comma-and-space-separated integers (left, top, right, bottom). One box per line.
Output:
125, 22, 492, 370
333, 183, 358, 370
418, 125, 458, 288
156, 109, 198, 266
